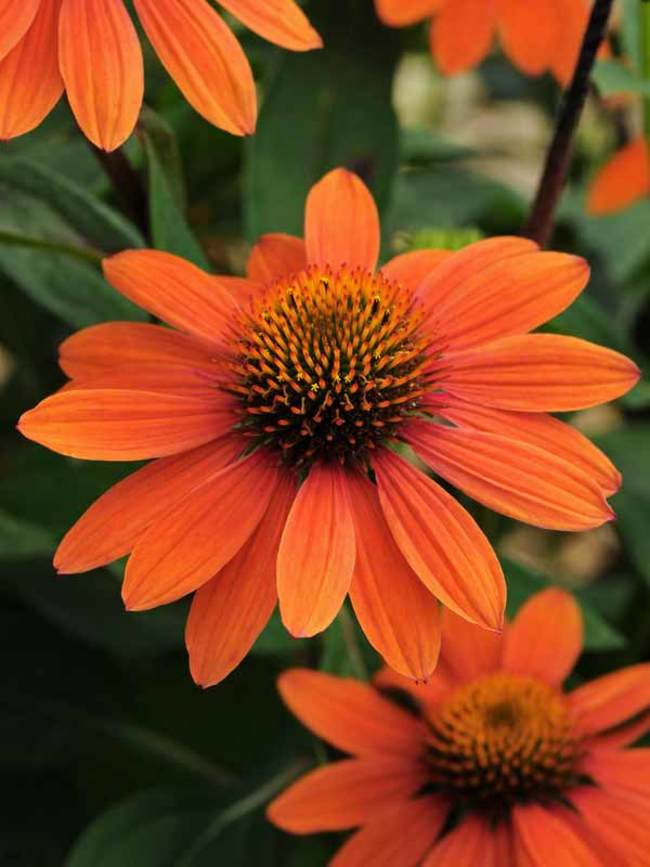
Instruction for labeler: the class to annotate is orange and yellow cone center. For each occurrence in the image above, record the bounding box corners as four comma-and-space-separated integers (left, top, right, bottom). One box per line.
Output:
425, 673, 584, 813
225, 266, 436, 467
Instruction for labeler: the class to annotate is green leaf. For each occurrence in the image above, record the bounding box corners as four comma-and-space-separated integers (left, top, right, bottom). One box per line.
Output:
592, 60, 650, 96
142, 130, 210, 270
244, 0, 399, 238
504, 558, 626, 651
0, 510, 54, 559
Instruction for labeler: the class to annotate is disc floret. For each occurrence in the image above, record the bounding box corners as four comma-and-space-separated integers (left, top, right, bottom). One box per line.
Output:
226, 265, 435, 467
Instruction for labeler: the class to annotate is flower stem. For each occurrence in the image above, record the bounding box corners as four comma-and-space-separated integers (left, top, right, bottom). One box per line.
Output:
338, 604, 369, 681
89, 143, 149, 240
524, 0, 615, 246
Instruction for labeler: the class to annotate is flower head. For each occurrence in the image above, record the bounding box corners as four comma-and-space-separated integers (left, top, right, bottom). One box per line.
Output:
18, 168, 638, 687
375, 0, 592, 86
268, 588, 650, 865
0, 0, 321, 150
587, 138, 650, 215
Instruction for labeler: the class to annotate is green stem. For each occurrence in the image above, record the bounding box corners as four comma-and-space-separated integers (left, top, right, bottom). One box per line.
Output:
338, 604, 369, 681
641, 0, 650, 138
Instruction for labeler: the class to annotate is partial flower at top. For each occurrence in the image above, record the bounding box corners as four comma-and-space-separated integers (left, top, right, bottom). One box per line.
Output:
0, 0, 321, 151
18, 168, 639, 688
587, 137, 650, 215
268, 589, 650, 866
375, 0, 592, 86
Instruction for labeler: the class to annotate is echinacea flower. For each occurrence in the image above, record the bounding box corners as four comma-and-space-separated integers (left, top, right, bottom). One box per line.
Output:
18, 168, 638, 688
0, 0, 321, 151
587, 137, 650, 215
268, 588, 650, 866
375, 0, 591, 86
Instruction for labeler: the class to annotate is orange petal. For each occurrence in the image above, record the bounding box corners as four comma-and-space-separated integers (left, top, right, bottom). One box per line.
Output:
277, 668, 426, 757
497, 0, 561, 77
122, 450, 279, 609
373, 448, 505, 631
587, 139, 650, 216
435, 251, 589, 352
550, 0, 590, 86
407, 422, 613, 530
417, 236, 537, 313
0, 0, 63, 140
305, 169, 380, 272
431, 0, 498, 75
58, 0, 143, 151
375, 0, 445, 27
102, 251, 236, 347
502, 588, 582, 686
18, 388, 233, 460
246, 233, 307, 283
569, 787, 650, 867
55, 438, 242, 574
267, 757, 427, 833
217, 0, 322, 51
0, 0, 40, 60
134, 0, 256, 135
512, 803, 601, 867
186, 471, 296, 687
277, 463, 356, 637
423, 813, 511, 866
582, 749, 650, 800
437, 398, 621, 497
443, 334, 640, 412
440, 607, 503, 682
374, 665, 453, 716
347, 472, 442, 682
380, 249, 452, 292
567, 663, 650, 738
59, 322, 214, 380
331, 797, 446, 867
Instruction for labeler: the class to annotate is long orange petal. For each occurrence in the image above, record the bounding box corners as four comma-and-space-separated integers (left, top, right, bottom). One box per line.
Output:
440, 607, 503, 682
185, 471, 296, 687
582, 749, 650, 800
423, 813, 510, 866
587, 139, 650, 216
55, 438, 242, 574
246, 233, 307, 283
435, 251, 589, 352
217, 0, 322, 51
380, 249, 452, 292
0, 0, 63, 140
278, 668, 426, 757
431, 0, 498, 75
277, 463, 356, 637
305, 169, 380, 272
569, 787, 650, 867
347, 472, 442, 682
416, 236, 537, 313
18, 388, 233, 460
550, 0, 590, 86
122, 450, 279, 610
502, 588, 582, 686
331, 797, 446, 867
512, 803, 601, 867
134, 0, 256, 135
59, 322, 214, 380
567, 663, 650, 738
443, 334, 640, 412
375, 0, 445, 27
103, 251, 236, 348
0, 0, 40, 60
373, 448, 505, 630
407, 422, 614, 530
437, 398, 621, 496
267, 757, 427, 833
58, 0, 143, 151
497, 0, 561, 76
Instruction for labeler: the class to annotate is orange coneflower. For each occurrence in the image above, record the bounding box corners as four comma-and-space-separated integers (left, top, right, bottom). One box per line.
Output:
375, 0, 592, 86
18, 168, 638, 687
587, 137, 650, 215
268, 588, 650, 866
0, 0, 321, 150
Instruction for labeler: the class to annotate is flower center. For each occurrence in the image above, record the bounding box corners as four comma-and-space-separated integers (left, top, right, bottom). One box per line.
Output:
424, 673, 584, 814
226, 266, 435, 468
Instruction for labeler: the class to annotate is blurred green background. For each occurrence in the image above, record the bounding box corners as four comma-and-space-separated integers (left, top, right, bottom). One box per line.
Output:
1, 0, 649, 864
